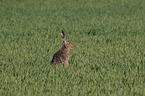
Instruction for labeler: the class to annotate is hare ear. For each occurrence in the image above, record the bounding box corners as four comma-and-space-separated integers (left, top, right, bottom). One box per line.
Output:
61, 30, 66, 42
65, 42, 69, 47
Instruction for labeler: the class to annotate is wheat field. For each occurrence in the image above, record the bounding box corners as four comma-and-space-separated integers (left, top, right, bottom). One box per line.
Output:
0, 0, 145, 95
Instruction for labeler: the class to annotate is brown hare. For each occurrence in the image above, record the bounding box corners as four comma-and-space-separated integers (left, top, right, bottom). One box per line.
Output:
51, 31, 74, 66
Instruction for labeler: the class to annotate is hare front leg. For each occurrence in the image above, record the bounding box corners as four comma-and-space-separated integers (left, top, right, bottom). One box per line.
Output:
64, 61, 69, 67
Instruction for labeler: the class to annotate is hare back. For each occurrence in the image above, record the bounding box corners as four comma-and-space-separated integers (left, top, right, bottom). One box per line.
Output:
51, 49, 69, 65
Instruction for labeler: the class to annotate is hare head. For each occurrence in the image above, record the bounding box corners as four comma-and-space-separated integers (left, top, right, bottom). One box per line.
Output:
61, 31, 74, 50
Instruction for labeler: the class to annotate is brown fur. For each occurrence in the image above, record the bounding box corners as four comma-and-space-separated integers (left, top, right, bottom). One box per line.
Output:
51, 31, 74, 66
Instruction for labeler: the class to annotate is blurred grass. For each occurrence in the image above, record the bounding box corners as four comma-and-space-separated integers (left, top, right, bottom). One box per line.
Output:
0, 0, 145, 95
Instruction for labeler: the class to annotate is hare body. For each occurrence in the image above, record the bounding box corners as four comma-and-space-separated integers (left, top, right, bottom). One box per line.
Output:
51, 31, 74, 66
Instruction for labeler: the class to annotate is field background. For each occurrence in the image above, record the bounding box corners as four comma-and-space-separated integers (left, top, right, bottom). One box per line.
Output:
0, 0, 145, 95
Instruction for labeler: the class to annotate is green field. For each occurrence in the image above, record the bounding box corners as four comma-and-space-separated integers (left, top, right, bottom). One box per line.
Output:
0, 0, 145, 95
